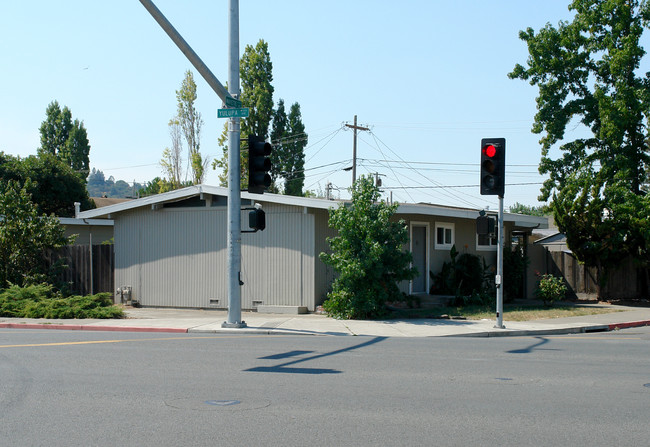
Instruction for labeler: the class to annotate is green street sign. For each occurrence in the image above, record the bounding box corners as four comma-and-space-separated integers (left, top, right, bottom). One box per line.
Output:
217, 108, 249, 118
225, 96, 242, 108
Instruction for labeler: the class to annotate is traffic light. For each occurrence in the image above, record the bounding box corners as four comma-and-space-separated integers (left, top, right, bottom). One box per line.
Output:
248, 134, 273, 194
249, 208, 266, 231
480, 138, 506, 196
476, 212, 496, 236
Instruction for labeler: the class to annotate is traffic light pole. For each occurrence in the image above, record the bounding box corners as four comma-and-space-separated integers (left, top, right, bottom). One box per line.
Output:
223, 0, 246, 328
495, 196, 505, 329
140, 0, 245, 327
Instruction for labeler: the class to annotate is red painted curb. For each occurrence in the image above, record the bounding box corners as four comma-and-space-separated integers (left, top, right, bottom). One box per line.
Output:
608, 320, 650, 330
0, 323, 187, 333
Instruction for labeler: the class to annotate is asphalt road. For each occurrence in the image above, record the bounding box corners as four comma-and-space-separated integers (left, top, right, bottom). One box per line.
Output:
1, 328, 649, 446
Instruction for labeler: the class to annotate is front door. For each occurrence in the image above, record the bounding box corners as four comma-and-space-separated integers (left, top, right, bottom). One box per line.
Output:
411, 225, 428, 293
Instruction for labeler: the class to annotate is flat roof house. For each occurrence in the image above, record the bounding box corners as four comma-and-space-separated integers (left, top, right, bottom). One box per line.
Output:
77, 185, 548, 311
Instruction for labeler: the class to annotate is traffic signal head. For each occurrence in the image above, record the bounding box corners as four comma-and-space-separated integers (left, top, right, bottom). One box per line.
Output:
476, 214, 496, 235
248, 134, 273, 194
480, 137, 506, 196
249, 208, 266, 231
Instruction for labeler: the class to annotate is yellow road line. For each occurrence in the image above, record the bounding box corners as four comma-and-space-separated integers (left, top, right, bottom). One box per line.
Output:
0, 335, 265, 349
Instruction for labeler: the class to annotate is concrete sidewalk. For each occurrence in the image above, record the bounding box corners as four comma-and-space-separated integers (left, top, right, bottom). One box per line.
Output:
1, 304, 650, 337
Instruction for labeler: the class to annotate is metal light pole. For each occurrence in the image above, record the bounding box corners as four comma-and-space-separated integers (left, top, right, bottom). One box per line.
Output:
223, 0, 246, 328
138, 0, 245, 327
495, 196, 505, 329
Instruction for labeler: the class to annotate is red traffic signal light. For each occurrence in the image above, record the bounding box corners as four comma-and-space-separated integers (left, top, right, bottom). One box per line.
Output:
483, 144, 497, 158
480, 138, 505, 196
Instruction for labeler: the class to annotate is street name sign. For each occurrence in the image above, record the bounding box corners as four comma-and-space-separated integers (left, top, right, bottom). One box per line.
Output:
217, 108, 249, 118
224, 96, 242, 108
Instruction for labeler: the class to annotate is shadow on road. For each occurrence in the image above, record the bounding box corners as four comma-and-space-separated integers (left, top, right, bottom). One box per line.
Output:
245, 336, 387, 374
506, 336, 561, 354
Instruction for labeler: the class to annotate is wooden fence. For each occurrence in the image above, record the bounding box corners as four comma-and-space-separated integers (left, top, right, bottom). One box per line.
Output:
544, 250, 648, 300
48, 245, 115, 296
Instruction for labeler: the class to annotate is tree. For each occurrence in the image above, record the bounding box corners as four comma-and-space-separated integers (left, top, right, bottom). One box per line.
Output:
508, 202, 550, 216
0, 152, 93, 217
175, 70, 207, 185
0, 180, 71, 289
269, 99, 287, 189
214, 39, 275, 188
38, 101, 90, 178
319, 176, 418, 319
271, 100, 308, 196
160, 119, 184, 189
509, 0, 650, 293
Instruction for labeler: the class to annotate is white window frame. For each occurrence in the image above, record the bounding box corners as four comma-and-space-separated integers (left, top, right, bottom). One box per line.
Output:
476, 233, 498, 251
434, 222, 454, 250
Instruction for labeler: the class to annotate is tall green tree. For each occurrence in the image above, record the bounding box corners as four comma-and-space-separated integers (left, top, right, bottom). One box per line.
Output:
320, 176, 418, 319
509, 0, 650, 292
269, 99, 287, 187
0, 180, 71, 288
160, 119, 184, 189
38, 101, 90, 178
175, 70, 207, 185
214, 39, 275, 188
0, 152, 93, 217
271, 100, 308, 196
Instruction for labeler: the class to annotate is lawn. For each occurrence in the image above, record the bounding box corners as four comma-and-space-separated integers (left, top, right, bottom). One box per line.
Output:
388, 302, 623, 321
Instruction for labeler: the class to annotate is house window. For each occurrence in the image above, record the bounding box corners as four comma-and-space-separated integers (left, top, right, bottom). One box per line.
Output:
434, 222, 454, 250
477, 233, 497, 251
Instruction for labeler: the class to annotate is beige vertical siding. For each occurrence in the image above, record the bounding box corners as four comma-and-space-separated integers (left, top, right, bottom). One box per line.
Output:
115, 207, 228, 308
241, 204, 316, 309
114, 202, 319, 310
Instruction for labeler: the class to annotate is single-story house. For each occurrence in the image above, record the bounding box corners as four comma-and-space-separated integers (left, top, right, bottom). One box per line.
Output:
76, 185, 548, 311
58, 198, 132, 246
59, 217, 114, 246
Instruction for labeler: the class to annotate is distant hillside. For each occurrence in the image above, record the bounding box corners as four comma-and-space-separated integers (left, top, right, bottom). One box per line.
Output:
87, 168, 144, 198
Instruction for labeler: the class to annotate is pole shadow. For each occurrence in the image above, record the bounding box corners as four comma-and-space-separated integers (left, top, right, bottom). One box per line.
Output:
245, 336, 387, 375
506, 336, 561, 354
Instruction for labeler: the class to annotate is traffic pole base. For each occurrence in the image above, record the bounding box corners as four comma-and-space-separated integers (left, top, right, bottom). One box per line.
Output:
221, 321, 248, 328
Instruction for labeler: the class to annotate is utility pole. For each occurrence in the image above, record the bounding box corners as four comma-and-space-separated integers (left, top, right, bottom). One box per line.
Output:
345, 115, 369, 185
139, 0, 245, 328
496, 196, 505, 329
223, 0, 246, 328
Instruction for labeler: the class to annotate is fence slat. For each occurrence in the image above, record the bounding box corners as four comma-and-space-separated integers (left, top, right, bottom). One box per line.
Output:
47, 245, 114, 295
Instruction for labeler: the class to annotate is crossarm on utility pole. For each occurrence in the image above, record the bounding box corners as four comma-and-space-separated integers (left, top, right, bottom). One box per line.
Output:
139, 0, 232, 103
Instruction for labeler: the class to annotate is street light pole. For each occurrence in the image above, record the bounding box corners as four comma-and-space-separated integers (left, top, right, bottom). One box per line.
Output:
223, 0, 246, 328
495, 196, 505, 329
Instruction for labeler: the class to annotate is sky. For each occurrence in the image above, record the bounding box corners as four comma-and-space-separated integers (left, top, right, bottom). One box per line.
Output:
0, 1, 587, 210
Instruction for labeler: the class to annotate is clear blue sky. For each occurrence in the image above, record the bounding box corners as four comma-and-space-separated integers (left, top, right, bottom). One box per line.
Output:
0, 1, 583, 210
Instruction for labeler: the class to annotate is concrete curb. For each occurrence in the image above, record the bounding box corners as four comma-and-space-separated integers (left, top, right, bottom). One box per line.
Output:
447, 325, 610, 338
188, 328, 324, 336
1, 319, 649, 337
0, 323, 187, 333
608, 320, 650, 331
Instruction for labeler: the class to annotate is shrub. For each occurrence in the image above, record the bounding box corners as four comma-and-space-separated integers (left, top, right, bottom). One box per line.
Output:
430, 245, 493, 305
320, 176, 417, 319
0, 285, 124, 319
535, 274, 567, 306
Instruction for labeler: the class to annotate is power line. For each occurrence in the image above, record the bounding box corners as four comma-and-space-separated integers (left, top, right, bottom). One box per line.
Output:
366, 132, 486, 208
380, 182, 544, 190
358, 157, 540, 168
